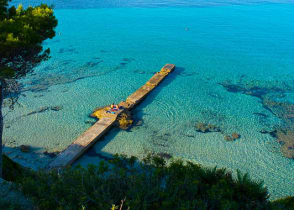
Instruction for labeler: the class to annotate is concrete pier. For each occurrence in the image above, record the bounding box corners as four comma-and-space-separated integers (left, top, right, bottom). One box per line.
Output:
49, 64, 175, 168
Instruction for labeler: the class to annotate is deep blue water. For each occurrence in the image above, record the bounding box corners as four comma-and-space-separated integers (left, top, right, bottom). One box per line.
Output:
13, 0, 294, 8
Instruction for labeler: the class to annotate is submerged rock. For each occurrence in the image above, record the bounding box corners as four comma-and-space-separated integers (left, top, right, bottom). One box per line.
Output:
262, 98, 294, 123
219, 79, 290, 99
19, 145, 30, 153
50, 106, 63, 111
43, 151, 59, 158
219, 78, 294, 156
224, 135, 233, 141
232, 133, 241, 140
26, 107, 49, 116
117, 111, 133, 130
259, 128, 294, 158
25, 105, 63, 116
259, 129, 277, 137
195, 122, 221, 133
219, 79, 294, 123
275, 130, 294, 159
224, 133, 241, 141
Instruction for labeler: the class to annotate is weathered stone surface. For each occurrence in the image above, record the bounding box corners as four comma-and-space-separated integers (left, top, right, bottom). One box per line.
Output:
50, 117, 117, 168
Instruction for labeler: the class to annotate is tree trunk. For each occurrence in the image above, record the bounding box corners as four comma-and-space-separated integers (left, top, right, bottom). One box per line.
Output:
0, 81, 4, 178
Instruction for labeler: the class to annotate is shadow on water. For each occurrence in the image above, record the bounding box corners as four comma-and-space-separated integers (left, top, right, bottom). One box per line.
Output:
138, 66, 183, 108
3, 145, 57, 170
132, 66, 182, 122
82, 129, 122, 162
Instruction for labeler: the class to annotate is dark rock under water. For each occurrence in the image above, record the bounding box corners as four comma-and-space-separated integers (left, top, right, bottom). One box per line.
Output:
220, 78, 294, 158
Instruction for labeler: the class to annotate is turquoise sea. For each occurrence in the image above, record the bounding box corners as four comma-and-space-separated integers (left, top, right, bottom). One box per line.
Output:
4, 0, 294, 199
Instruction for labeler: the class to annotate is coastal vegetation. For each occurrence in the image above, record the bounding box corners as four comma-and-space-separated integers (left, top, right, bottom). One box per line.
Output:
0, 0, 57, 176
1, 154, 294, 209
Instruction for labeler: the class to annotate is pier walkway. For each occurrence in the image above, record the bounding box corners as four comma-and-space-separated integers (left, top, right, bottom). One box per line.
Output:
49, 64, 175, 168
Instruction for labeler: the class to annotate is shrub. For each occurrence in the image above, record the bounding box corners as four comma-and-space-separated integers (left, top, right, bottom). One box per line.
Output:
0, 197, 26, 210
17, 155, 271, 210
271, 196, 294, 210
2, 154, 26, 182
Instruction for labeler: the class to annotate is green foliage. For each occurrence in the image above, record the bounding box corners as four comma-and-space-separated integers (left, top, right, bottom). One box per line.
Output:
16, 155, 272, 210
0, 0, 11, 20
1, 155, 33, 209
0, 197, 26, 210
0, 1, 57, 180
0, 0, 57, 80
0, 67, 14, 78
2, 154, 32, 182
271, 196, 294, 210
2, 154, 23, 181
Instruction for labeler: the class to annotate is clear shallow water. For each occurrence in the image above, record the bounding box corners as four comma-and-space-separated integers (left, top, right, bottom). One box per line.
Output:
3, 1, 294, 199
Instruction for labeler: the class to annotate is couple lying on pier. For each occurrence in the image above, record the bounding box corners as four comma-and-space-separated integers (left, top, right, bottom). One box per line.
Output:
106, 103, 123, 114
